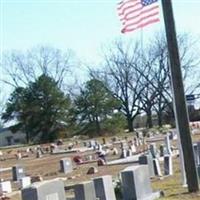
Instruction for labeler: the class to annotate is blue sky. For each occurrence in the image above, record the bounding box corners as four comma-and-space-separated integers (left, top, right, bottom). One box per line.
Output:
1, 0, 200, 104
0, 0, 200, 113
1, 0, 200, 64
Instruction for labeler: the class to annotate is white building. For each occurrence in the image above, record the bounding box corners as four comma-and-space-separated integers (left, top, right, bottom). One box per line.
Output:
0, 128, 26, 147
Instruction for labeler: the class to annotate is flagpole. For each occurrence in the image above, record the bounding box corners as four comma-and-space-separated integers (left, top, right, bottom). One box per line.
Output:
140, 27, 143, 54
161, 0, 199, 192
140, 27, 144, 75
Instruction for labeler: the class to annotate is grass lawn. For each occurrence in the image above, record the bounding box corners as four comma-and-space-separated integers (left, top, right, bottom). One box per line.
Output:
2, 131, 200, 200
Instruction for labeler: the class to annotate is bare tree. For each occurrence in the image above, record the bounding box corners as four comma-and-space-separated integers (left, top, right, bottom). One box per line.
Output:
144, 32, 200, 126
1, 46, 74, 90
128, 32, 200, 127
0, 90, 7, 128
99, 40, 146, 132
145, 35, 172, 127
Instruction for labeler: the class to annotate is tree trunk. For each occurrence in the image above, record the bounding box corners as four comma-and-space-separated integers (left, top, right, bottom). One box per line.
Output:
157, 111, 163, 127
146, 109, 153, 128
95, 115, 101, 135
127, 116, 134, 132
26, 132, 30, 144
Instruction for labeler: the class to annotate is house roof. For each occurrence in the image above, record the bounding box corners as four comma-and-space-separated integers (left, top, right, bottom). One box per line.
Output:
0, 127, 9, 134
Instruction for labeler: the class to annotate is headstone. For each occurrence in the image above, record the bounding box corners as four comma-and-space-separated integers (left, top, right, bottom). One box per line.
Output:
130, 144, 136, 153
31, 175, 43, 183
93, 175, 116, 200
97, 158, 106, 166
177, 134, 187, 186
111, 137, 118, 142
149, 143, 157, 158
120, 148, 127, 158
168, 131, 177, 140
112, 148, 118, 155
12, 165, 25, 181
89, 155, 94, 161
21, 179, 65, 200
139, 154, 155, 177
193, 143, 198, 165
57, 139, 63, 146
173, 133, 178, 140
193, 143, 200, 166
40, 148, 45, 154
0, 181, 12, 193
17, 152, 22, 160
50, 143, 56, 153
83, 141, 87, 147
120, 165, 160, 200
135, 131, 139, 138
85, 155, 91, 161
159, 145, 164, 157
196, 165, 200, 180
120, 142, 128, 149
74, 181, 96, 200
26, 148, 30, 153
36, 150, 42, 158
133, 137, 139, 147
165, 134, 172, 155
168, 131, 173, 140
88, 140, 96, 148
105, 149, 110, 155
60, 158, 73, 174
142, 137, 147, 145
148, 131, 154, 138
73, 156, 83, 164
138, 138, 143, 146
98, 150, 107, 162
153, 158, 162, 176
127, 149, 132, 157
30, 148, 35, 154
97, 144, 103, 151
164, 155, 173, 176
68, 143, 74, 150
87, 167, 98, 174
20, 176, 31, 189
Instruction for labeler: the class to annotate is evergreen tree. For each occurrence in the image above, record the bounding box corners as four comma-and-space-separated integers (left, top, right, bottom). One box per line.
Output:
74, 79, 121, 135
2, 74, 71, 143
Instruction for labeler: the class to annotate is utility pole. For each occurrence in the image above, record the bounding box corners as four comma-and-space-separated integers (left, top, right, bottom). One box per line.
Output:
161, 0, 199, 192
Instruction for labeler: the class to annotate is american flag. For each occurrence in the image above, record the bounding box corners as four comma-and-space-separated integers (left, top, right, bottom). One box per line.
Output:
117, 0, 160, 33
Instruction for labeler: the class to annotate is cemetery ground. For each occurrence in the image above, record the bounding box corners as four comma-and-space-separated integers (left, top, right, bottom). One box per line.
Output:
0, 130, 200, 200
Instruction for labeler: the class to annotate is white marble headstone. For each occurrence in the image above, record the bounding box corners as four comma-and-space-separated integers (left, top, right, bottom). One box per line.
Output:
0, 181, 12, 193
